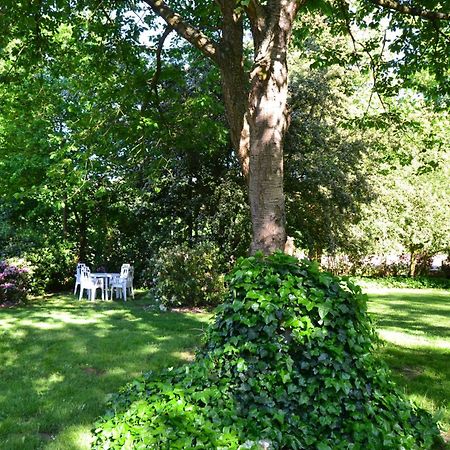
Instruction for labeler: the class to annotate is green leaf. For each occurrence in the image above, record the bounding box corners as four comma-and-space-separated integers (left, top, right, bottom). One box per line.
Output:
318, 303, 332, 320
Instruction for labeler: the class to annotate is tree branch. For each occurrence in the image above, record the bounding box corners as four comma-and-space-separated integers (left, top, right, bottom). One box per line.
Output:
370, 0, 450, 20
432, 19, 450, 43
245, 0, 268, 47
214, 0, 249, 180
339, 0, 387, 111
142, 0, 221, 64
143, 25, 173, 123
149, 25, 172, 96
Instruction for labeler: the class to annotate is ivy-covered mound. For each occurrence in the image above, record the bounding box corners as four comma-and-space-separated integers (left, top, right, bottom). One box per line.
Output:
92, 253, 442, 449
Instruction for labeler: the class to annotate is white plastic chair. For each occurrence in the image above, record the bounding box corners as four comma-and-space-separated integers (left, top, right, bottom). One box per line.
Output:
126, 266, 134, 299
78, 266, 105, 301
73, 263, 86, 295
110, 264, 134, 301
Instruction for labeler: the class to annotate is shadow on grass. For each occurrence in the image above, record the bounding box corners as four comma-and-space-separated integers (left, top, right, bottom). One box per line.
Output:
0, 293, 211, 449
368, 290, 450, 338
377, 344, 450, 408
367, 288, 450, 444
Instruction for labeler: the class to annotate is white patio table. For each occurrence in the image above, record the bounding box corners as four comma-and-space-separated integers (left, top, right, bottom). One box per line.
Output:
90, 273, 120, 300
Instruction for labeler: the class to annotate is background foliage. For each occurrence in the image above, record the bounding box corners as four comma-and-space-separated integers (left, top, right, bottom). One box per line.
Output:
0, 1, 448, 295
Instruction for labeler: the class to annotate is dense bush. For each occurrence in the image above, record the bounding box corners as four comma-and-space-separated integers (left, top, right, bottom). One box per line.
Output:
356, 276, 450, 290
0, 260, 30, 305
23, 243, 75, 294
92, 253, 442, 449
151, 242, 225, 308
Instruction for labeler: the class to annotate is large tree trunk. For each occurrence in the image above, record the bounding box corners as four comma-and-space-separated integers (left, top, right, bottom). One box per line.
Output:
247, 68, 288, 254
245, 1, 298, 253
216, 1, 299, 253
144, 0, 300, 254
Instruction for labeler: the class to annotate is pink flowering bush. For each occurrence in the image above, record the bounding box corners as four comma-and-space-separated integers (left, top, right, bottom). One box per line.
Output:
0, 260, 30, 305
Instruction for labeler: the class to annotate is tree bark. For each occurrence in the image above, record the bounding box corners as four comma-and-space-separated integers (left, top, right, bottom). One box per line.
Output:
144, 0, 302, 254
247, 68, 288, 254
409, 252, 417, 278
215, 2, 249, 180
246, 1, 299, 253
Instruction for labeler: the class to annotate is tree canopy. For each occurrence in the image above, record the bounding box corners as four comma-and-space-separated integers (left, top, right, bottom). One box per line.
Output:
0, 0, 449, 289
1, 0, 449, 254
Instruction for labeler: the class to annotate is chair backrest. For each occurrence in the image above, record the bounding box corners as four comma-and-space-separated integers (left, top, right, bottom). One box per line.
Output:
127, 266, 134, 282
80, 265, 91, 281
75, 263, 86, 282
120, 264, 130, 279
128, 267, 134, 290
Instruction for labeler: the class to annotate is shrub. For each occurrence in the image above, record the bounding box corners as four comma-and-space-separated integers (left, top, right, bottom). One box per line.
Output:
151, 242, 225, 308
0, 259, 30, 305
23, 242, 75, 294
92, 252, 442, 449
355, 275, 450, 290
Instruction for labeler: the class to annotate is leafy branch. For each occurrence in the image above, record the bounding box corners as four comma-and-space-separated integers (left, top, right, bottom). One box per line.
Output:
370, 0, 450, 21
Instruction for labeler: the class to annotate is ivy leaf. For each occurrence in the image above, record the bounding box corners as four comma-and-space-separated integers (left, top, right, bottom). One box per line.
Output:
318, 303, 332, 320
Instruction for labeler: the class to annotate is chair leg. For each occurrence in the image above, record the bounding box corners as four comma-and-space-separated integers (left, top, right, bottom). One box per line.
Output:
79, 287, 83, 301
123, 286, 127, 302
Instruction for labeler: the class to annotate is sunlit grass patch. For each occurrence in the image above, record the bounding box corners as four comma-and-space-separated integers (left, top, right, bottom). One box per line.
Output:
1, 285, 448, 448
367, 285, 450, 439
0, 292, 210, 449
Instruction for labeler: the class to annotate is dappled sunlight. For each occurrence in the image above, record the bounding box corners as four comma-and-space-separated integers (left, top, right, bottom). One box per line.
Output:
0, 317, 24, 331
367, 286, 450, 433
1, 328, 26, 340
408, 393, 448, 418
33, 372, 65, 397
378, 329, 450, 349
0, 293, 211, 449
104, 366, 136, 377
171, 350, 195, 362
43, 372, 65, 385
1, 351, 19, 369
367, 286, 449, 296
368, 287, 450, 342
23, 320, 65, 330
45, 310, 103, 324
47, 424, 93, 450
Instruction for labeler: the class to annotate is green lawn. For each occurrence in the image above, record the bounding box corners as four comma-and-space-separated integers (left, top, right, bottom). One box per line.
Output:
0, 293, 211, 450
1, 286, 448, 449
366, 284, 450, 442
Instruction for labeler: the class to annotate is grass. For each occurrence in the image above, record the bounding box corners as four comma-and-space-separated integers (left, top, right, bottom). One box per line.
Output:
1, 285, 448, 448
0, 292, 211, 450
365, 284, 450, 441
